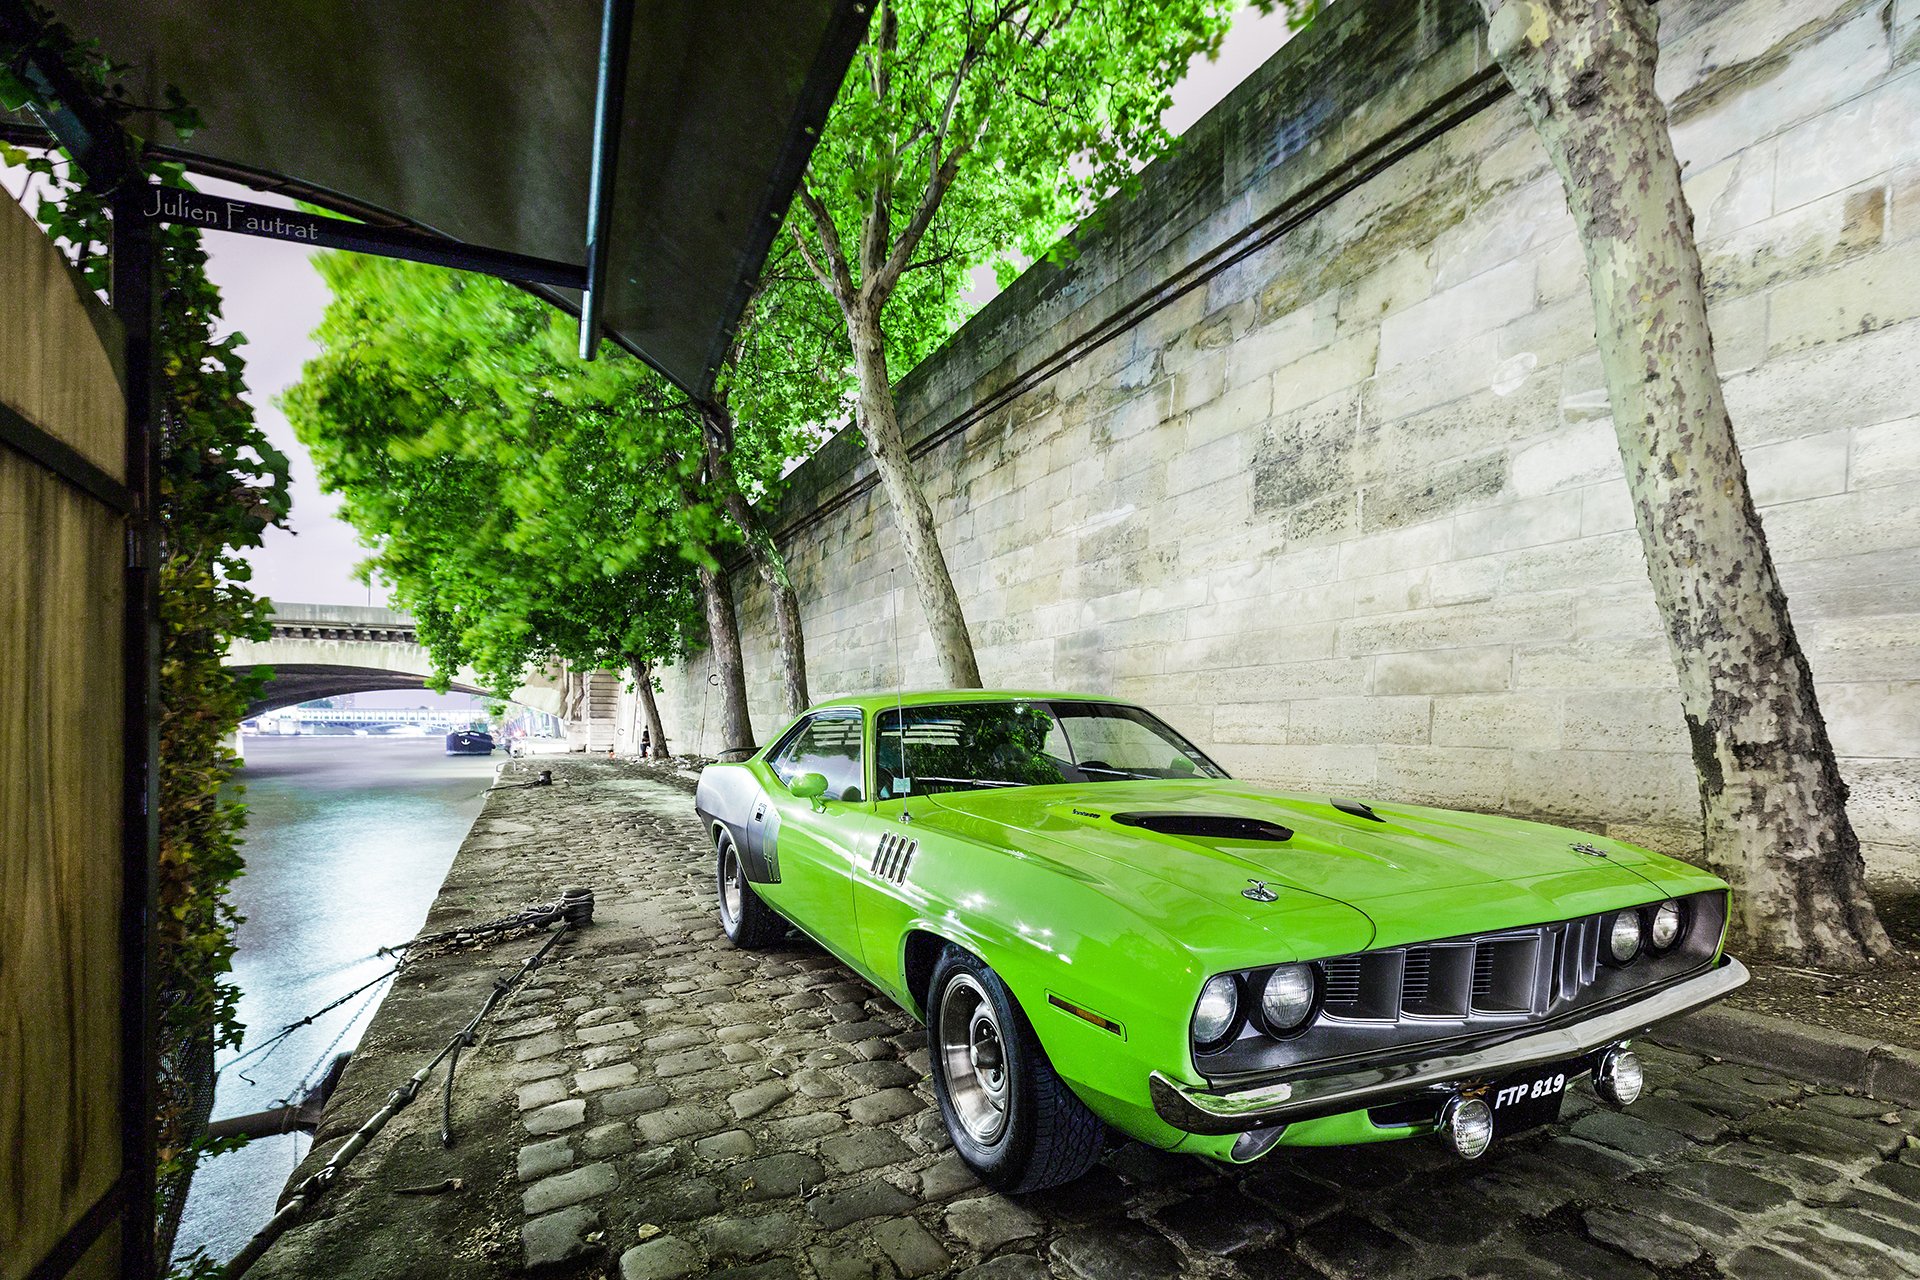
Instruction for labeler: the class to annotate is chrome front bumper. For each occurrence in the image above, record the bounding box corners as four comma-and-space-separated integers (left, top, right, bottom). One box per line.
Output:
1150, 955, 1749, 1136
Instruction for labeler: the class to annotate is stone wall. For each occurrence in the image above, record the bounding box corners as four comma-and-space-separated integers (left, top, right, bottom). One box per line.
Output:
657, 0, 1920, 884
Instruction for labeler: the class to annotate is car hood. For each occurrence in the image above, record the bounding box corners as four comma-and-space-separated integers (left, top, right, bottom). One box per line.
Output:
922, 779, 1673, 948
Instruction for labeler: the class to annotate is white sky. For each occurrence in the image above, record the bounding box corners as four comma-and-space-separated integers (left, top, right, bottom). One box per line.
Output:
12, 6, 1295, 609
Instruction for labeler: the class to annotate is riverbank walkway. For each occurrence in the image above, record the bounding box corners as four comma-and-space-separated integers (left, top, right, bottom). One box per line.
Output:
248, 757, 1920, 1280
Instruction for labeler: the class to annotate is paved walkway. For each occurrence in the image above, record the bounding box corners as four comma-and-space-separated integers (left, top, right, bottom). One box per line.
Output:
256, 758, 1920, 1280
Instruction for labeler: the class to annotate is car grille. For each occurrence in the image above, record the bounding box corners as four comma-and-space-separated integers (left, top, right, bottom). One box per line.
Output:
1196, 892, 1726, 1082
1320, 915, 1612, 1024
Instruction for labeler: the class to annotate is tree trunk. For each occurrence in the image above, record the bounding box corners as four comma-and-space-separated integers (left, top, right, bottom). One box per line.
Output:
849, 309, 982, 687
703, 411, 812, 712
697, 559, 756, 761
1479, 0, 1892, 967
628, 656, 668, 759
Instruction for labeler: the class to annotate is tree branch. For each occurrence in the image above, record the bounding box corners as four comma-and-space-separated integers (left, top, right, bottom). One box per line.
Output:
792, 181, 856, 307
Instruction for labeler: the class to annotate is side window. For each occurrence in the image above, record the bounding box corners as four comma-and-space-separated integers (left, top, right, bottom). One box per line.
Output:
768, 711, 865, 801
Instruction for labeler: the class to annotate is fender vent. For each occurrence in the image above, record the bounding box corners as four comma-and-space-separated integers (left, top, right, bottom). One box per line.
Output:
1110, 812, 1293, 842
872, 832, 918, 884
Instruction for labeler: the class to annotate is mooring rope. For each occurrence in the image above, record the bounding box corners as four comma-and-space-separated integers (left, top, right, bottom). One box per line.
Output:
224, 886, 594, 1279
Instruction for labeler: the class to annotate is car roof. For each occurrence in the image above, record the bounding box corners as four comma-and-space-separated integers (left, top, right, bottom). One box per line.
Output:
807, 690, 1132, 715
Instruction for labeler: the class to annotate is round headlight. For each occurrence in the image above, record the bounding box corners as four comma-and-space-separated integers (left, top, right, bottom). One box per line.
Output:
1259, 964, 1317, 1034
1607, 910, 1643, 964
1649, 899, 1684, 950
1193, 974, 1239, 1048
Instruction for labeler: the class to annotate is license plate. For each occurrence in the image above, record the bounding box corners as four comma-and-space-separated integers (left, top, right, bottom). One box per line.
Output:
1488, 1064, 1570, 1136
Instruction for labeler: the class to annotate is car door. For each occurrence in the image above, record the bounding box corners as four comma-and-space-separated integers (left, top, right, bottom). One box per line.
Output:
761, 708, 869, 966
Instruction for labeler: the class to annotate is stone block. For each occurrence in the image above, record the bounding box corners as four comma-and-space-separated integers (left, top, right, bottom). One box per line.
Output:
1341, 596, 1573, 658
805, 1181, 917, 1229
576, 1020, 641, 1044
732, 1152, 825, 1200
870, 1218, 952, 1278
523, 1098, 587, 1136
700, 1212, 797, 1261
1850, 415, 1920, 489
633, 1104, 727, 1145
1287, 695, 1430, 746
1768, 68, 1920, 213
1725, 319, 1920, 446
1250, 391, 1357, 514
619, 1236, 703, 1280
1561, 689, 1688, 754
1511, 421, 1621, 496
947, 1195, 1043, 1252
575, 1062, 641, 1093
1821, 681, 1920, 756
1377, 745, 1510, 810
1770, 238, 1920, 356
523, 1161, 619, 1215
1508, 749, 1695, 824
1371, 645, 1512, 696
1358, 452, 1508, 534
1453, 492, 1584, 558
1430, 693, 1560, 750
522, 1205, 600, 1269
518, 1137, 574, 1183
728, 1080, 791, 1120
1336, 520, 1453, 580
517, 1078, 569, 1112
1378, 259, 1536, 370
579, 1122, 635, 1159
601, 1085, 671, 1118
847, 1087, 924, 1124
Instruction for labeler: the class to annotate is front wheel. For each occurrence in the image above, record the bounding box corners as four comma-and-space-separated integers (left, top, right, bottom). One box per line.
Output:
926, 947, 1106, 1193
716, 831, 784, 948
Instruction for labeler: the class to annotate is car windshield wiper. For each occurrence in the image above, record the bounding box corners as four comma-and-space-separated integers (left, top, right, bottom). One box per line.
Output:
916, 775, 1028, 788
1079, 765, 1153, 779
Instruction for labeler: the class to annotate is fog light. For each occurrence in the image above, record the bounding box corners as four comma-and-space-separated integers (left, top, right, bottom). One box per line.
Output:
1230, 1126, 1287, 1162
1594, 1045, 1643, 1108
1439, 1095, 1494, 1160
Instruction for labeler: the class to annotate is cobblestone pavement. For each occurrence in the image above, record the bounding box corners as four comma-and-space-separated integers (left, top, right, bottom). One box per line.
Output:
281, 759, 1920, 1280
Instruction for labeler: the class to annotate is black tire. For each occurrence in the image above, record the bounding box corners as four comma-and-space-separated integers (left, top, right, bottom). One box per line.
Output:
926, 946, 1106, 1193
716, 830, 784, 948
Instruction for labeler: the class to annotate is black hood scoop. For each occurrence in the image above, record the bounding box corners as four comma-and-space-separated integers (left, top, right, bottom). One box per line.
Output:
1110, 812, 1294, 842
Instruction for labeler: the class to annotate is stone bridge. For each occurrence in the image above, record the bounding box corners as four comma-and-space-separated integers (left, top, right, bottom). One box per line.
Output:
226, 605, 621, 749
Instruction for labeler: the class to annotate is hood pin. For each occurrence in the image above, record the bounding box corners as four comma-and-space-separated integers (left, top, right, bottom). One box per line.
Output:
1242, 879, 1278, 903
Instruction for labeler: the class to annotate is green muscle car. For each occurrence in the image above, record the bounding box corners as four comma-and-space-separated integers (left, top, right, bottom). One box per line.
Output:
693, 691, 1747, 1192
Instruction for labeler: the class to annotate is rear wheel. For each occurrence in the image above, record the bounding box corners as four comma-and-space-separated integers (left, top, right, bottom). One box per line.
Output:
927, 947, 1105, 1193
716, 831, 784, 948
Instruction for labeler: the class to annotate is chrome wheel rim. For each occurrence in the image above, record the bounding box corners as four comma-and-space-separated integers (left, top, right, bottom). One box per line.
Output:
719, 844, 743, 926
938, 973, 1009, 1145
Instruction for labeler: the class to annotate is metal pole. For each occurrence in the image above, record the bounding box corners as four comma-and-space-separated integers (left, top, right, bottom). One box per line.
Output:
579, 0, 635, 360
110, 178, 162, 1280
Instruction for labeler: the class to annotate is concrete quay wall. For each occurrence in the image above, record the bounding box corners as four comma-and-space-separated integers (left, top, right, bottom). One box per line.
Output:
656, 0, 1920, 882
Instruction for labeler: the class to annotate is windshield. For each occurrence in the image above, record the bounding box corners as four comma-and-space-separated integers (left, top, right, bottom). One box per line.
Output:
872, 700, 1228, 799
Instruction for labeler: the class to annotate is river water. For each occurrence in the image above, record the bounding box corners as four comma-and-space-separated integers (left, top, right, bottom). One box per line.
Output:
171, 735, 501, 1266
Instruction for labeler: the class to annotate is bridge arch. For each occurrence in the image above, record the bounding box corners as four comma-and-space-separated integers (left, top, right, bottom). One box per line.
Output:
227, 604, 566, 720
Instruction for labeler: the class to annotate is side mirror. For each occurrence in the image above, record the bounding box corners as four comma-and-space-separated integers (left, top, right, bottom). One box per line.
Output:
788, 772, 829, 800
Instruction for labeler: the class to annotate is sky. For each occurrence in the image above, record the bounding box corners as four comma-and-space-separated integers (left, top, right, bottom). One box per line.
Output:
25, 5, 1297, 610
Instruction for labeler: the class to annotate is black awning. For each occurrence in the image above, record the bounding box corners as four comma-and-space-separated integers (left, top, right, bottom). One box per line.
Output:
30, 0, 866, 396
